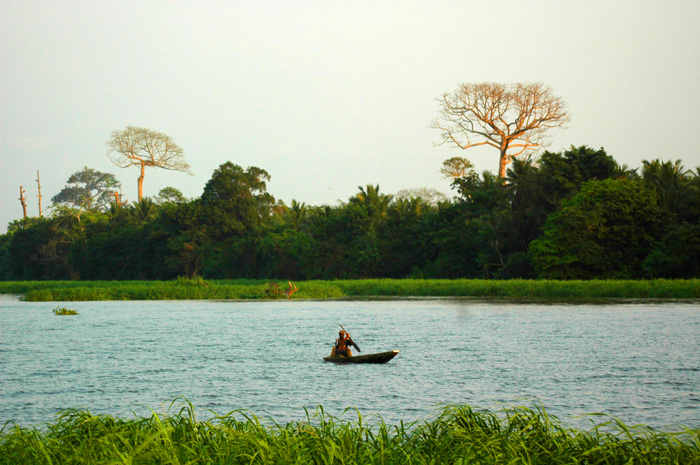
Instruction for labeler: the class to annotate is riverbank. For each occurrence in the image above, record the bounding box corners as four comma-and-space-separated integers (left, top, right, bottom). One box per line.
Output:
1, 278, 699, 301
2, 278, 700, 301
1, 401, 698, 464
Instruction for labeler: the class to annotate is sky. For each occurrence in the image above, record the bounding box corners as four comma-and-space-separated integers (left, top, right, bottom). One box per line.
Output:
2, 0, 700, 232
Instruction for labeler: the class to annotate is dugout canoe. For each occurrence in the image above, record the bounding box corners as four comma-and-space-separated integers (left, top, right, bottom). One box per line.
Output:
323, 350, 400, 364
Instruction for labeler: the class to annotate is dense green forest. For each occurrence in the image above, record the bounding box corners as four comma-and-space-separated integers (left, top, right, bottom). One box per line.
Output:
2, 146, 699, 281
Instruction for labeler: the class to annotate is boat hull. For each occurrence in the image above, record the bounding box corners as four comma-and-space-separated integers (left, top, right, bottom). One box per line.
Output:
323, 350, 400, 364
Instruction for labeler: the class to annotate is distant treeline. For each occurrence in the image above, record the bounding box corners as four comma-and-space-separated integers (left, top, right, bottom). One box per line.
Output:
1, 146, 699, 281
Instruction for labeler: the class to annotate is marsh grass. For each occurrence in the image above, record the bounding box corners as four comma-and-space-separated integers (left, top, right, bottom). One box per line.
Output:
1, 278, 699, 301
329, 278, 700, 299
174, 275, 210, 287
1, 400, 698, 464
52, 306, 78, 315
0, 279, 344, 301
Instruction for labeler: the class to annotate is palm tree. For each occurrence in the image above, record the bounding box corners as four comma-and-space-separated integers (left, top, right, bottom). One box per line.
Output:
132, 197, 157, 222
613, 163, 639, 180
284, 199, 307, 230
391, 196, 425, 217
641, 159, 692, 220
349, 184, 393, 216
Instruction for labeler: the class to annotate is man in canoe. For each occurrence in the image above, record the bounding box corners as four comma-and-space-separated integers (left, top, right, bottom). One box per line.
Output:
330, 330, 358, 357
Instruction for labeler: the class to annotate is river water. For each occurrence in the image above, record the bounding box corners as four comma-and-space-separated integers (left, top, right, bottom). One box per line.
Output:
1, 297, 699, 430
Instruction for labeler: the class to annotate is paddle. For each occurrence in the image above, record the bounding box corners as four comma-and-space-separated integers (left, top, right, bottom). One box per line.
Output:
340, 324, 361, 353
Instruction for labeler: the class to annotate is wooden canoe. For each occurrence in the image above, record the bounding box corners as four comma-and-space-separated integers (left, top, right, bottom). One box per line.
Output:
323, 350, 400, 364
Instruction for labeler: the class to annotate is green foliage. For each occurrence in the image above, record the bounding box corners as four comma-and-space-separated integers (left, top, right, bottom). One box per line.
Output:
0, 279, 344, 301
642, 158, 699, 223
281, 199, 307, 231
156, 186, 186, 205
256, 228, 314, 279
131, 197, 158, 223
200, 162, 275, 240
4, 216, 70, 280
175, 275, 210, 287
504, 146, 618, 253
643, 222, 700, 278
1, 400, 698, 464
440, 156, 475, 180
330, 278, 700, 299
2, 150, 700, 281
51, 166, 121, 211
495, 252, 534, 279
530, 179, 665, 279
52, 306, 78, 315
160, 200, 208, 279
2, 278, 699, 301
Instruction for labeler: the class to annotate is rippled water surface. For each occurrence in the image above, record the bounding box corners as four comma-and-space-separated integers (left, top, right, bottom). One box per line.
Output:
1, 297, 699, 429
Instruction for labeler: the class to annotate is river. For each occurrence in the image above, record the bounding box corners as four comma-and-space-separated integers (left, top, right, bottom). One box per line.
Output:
1, 297, 698, 430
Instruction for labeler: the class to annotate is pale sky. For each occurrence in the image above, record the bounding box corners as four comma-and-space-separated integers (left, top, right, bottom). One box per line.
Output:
2, 0, 699, 232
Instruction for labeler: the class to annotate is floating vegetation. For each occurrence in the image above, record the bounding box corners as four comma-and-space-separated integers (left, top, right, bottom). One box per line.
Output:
52, 306, 78, 316
0, 400, 698, 464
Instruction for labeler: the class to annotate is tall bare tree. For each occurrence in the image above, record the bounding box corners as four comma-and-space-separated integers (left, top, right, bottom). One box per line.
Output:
433, 82, 569, 178
36, 171, 43, 217
19, 186, 27, 218
106, 126, 191, 201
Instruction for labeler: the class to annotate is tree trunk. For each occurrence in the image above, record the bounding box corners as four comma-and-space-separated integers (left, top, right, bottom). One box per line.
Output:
137, 162, 145, 201
498, 149, 508, 178
36, 171, 43, 217
19, 186, 27, 218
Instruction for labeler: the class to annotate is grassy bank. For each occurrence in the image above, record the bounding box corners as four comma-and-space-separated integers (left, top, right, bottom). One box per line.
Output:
1, 401, 698, 464
0, 279, 344, 301
1, 278, 699, 301
331, 278, 700, 299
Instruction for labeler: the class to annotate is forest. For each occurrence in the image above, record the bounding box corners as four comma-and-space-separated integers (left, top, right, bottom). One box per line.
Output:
1, 145, 699, 282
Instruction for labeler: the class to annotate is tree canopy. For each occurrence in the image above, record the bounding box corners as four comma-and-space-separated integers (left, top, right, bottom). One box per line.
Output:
106, 126, 191, 201
200, 162, 275, 239
51, 167, 121, 211
529, 179, 665, 279
2, 149, 699, 282
433, 82, 569, 177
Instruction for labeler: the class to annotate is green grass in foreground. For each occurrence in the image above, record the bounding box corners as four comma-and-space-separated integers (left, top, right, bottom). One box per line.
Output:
1, 400, 698, 464
1, 278, 699, 301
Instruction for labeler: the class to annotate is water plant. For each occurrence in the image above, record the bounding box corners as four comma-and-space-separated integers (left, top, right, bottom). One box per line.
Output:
52, 306, 78, 316
0, 400, 698, 464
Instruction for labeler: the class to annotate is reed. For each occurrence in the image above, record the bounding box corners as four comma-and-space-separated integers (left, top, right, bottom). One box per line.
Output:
0, 280, 344, 301
329, 278, 700, 299
1, 278, 699, 301
1, 400, 698, 464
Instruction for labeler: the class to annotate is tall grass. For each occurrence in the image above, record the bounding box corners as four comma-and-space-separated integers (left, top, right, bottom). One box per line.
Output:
1, 400, 698, 464
0, 279, 345, 301
1, 278, 699, 301
329, 278, 700, 299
